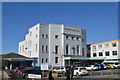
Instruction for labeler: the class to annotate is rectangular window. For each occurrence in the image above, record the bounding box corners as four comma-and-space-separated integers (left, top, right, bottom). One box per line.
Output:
46, 58, 48, 63
46, 46, 48, 53
98, 45, 102, 49
66, 36, 69, 39
105, 51, 109, 56
93, 46, 96, 51
112, 51, 117, 55
112, 43, 117, 47
46, 35, 48, 39
82, 48, 84, 56
42, 58, 44, 63
66, 45, 69, 54
42, 45, 44, 52
55, 46, 59, 54
55, 57, 58, 64
93, 53, 96, 57
36, 44, 37, 52
42, 34, 44, 38
105, 44, 109, 48
99, 52, 103, 56
72, 37, 74, 40
77, 45, 79, 54
55, 35, 59, 38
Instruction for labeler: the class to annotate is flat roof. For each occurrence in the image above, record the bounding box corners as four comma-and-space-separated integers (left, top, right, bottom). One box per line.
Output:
64, 57, 105, 60
91, 39, 120, 46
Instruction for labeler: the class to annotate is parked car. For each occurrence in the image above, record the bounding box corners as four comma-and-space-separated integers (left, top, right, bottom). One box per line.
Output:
21, 69, 42, 79
95, 64, 104, 69
85, 65, 98, 71
106, 64, 115, 69
17, 67, 33, 74
52, 67, 66, 73
74, 67, 88, 76
14, 67, 24, 72
33, 66, 41, 71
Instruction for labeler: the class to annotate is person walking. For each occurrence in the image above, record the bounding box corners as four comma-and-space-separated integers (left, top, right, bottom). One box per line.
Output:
49, 71, 54, 80
65, 67, 71, 80
70, 66, 74, 79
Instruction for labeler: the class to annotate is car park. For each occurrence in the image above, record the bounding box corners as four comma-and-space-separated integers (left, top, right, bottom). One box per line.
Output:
52, 67, 66, 73
74, 67, 88, 76
21, 69, 42, 79
85, 65, 98, 71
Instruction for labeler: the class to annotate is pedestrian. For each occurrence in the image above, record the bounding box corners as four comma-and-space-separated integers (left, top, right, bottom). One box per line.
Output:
65, 68, 71, 80
49, 71, 54, 80
70, 66, 74, 79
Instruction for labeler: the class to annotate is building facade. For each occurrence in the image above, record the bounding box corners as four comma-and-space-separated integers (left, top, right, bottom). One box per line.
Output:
91, 39, 120, 63
19, 23, 87, 67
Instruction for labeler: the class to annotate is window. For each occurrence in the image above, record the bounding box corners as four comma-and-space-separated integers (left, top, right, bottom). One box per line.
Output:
46, 35, 48, 38
98, 45, 102, 49
42, 34, 44, 38
36, 27, 38, 30
55, 57, 58, 64
42, 58, 44, 63
99, 52, 103, 56
82, 38, 84, 42
46, 46, 48, 53
77, 45, 79, 54
77, 37, 80, 40
36, 35, 38, 38
66, 44, 69, 54
82, 48, 84, 56
93, 46, 96, 51
105, 44, 109, 48
42, 45, 44, 52
30, 51, 31, 57
105, 51, 110, 56
55, 35, 59, 38
66, 36, 69, 39
72, 46, 75, 54
93, 53, 96, 57
30, 41, 32, 46
30, 31, 32, 36
46, 58, 48, 63
55, 46, 59, 54
112, 51, 117, 55
36, 44, 37, 52
112, 43, 117, 47
71, 37, 74, 40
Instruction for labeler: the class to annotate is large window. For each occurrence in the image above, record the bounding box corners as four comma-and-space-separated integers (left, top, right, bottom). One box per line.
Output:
42, 58, 44, 63
55, 57, 58, 64
55, 46, 59, 54
98, 45, 102, 49
66, 44, 69, 54
112, 43, 117, 47
105, 51, 110, 56
42, 34, 44, 38
112, 51, 117, 55
93, 53, 96, 57
99, 52, 103, 56
77, 45, 79, 54
46, 58, 48, 63
72, 46, 75, 54
42, 45, 44, 52
46, 46, 48, 53
92, 46, 96, 51
66, 36, 69, 39
82, 48, 84, 56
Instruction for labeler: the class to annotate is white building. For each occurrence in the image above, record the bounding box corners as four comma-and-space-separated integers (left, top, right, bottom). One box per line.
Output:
91, 39, 120, 63
19, 23, 87, 67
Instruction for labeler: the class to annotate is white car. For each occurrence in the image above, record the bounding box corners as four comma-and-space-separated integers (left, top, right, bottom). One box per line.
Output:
52, 67, 66, 73
85, 65, 98, 71
74, 67, 88, 76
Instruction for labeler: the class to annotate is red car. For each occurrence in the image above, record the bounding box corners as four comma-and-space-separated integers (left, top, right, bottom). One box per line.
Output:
17, 67, 33, 74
